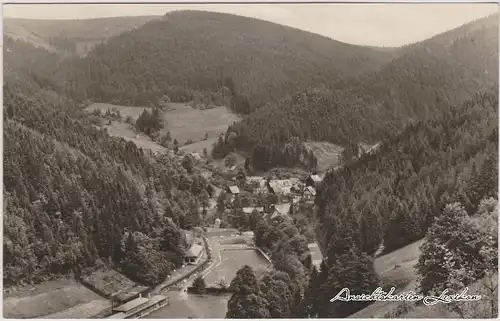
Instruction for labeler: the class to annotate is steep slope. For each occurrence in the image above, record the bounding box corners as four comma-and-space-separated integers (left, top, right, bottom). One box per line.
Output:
4, 35, 64, 93
223, 14, 498, 170
4, 16, 159, 55
67, 10, 397, 110
3, 39, 211, 287
302, 87, 497, 318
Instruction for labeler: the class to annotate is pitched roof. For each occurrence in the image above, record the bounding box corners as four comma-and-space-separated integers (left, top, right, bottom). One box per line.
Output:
246, 176, 264, 183
310, 175, 322, 182
186, 243, 203, 257
113, 297, 149, 313
269, 180, 293, 194
274, 203, 291, 215
228, 185, 240, 194
242, 207, 264, 214
306, 186, 317, 196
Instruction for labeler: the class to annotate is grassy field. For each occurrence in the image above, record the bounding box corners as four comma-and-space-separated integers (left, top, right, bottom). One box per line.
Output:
3, 278, 110, 319
81, 268, 137, 298
349, 239, 424, 318
85, 102, 239, 154
180, 138, 217, 154
304, 141, 343, 172
163, 103, 240, 145
102, 122, 169, 153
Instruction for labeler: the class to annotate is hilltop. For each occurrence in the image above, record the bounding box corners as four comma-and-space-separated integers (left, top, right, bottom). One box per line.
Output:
222, 13, 498, 171
66, 10, 398, 110
4, 16, 159, 55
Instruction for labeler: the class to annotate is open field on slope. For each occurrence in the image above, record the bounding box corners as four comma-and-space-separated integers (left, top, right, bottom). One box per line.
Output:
3, 278, 110, 319
179, 138, 217, 154
85, 102, 239, 154
102, 122, 168, 153
304, 141, 343, 172
349, 239, 424, 318
81, 268, 138, 298
163, 103, 240, 145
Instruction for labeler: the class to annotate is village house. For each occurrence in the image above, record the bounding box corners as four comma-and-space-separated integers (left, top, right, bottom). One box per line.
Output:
181, 230, 206, 265
268, 179, 293, 195
304, 186, 317, 200
190, 152, 202, 161
242, 207, 265, 214
184, 243, 204, 265
306, 174, 322, 187
226, 185, 240, 201
270, 203, 293, 221
245, 176, 268, 194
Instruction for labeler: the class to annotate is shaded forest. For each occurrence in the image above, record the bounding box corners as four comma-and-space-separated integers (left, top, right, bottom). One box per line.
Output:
3, 84, 210, 286
64, 10, 397, 112
219, 14, 498, 170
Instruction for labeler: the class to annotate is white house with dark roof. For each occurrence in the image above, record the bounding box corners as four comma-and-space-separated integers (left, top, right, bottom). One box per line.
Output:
306, 174, 322, 187
184, 243, 204, 265
270, 203, 293, 221
304, 186, 317, 198
246, 176, 268, 194
242, 207, 265, 214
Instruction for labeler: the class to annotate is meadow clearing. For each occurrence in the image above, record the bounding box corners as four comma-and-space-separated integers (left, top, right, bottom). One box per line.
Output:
349, 239, 424, 318
304, 141, 343, 172
3, 277, 110, 319
85, 102, 240, 155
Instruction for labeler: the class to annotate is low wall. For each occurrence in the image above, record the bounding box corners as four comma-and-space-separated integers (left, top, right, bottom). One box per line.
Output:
187, 286, 231, 295
218, 246, 272, 265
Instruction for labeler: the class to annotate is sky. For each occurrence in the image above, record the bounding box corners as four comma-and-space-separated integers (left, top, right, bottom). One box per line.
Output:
3, 1, 498, 46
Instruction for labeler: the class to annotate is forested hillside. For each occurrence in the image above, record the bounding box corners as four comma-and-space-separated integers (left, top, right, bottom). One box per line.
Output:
3, 40, 212, 286
221, 14, 498, 170
4, 35, 65, 94
66, 10, 397, 111
302, 88, 498, 317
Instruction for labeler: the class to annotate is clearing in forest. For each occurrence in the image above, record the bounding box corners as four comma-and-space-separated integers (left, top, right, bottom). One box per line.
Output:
3, 277, 110, 319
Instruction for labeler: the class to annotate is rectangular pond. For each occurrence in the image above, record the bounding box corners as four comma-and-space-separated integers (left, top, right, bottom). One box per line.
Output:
204, 249, 272, 286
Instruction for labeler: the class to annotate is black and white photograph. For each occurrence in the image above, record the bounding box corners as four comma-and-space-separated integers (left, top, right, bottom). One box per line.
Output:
2, 1, 499, 319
